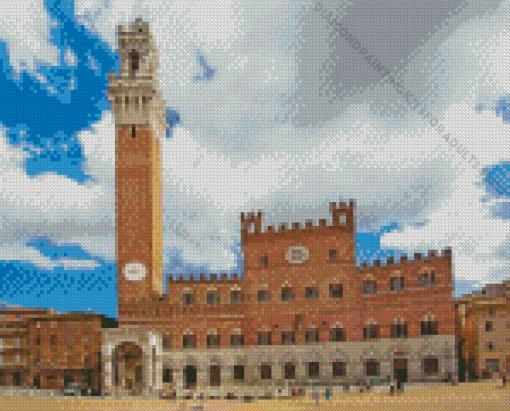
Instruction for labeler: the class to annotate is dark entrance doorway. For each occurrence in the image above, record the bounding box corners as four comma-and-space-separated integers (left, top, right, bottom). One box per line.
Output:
12, 372, 21, 387
33, 375, 41, 389
185, 365, 197, 389
113, 343, 144, 395
210, 365, 221, 386
394, 359, 408, 383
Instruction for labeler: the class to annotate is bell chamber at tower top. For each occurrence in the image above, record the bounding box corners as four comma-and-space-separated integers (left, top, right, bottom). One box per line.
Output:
107, 18, 168, 141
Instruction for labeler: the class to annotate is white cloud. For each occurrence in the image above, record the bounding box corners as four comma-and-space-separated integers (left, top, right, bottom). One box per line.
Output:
0, 0, 60, 75
0, 121, 115, 268
380, 101, 510, 286
56, 258, 101, 270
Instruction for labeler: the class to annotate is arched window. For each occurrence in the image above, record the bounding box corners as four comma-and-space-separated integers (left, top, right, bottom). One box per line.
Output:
130, 49, 139, 72
363, 320, 379, 340
330, 326, 345, 342
230, 329, 244, 346
183, 333, 196, 349
281, 286, 294, 301
419, 272, 435, 287
421, 314, 438, 335
391, 318, 408, 338
363, 280, 377, 295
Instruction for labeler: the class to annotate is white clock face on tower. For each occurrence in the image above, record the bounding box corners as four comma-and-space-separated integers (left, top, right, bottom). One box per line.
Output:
123, 262, 147, 281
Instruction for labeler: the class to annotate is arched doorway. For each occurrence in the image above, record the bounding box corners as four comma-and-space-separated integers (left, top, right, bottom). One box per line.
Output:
113, 343, 144, 395
184, 365, 197, 390
393, 358, 408, 384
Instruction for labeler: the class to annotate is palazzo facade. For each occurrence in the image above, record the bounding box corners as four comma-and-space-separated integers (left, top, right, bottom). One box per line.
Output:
103, 18, 458, 397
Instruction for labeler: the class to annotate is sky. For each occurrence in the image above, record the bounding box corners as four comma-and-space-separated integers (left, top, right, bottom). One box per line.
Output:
0, 0, 508, 320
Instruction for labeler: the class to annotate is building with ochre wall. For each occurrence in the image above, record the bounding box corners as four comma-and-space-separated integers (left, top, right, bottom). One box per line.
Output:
102, 18, 458, 397
455, 282, 509, 382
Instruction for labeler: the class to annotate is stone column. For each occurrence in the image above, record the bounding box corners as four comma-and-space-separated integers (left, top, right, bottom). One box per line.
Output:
153, 356, 163, 390
102, 354, 113, 393
142, 347, 152, 396
296, 362, 306, 386
119, 361, 125, 389
409, 358, 421, 383
198, 363, 208, 390
272, 362, 282, 385
174, 361, 184, 393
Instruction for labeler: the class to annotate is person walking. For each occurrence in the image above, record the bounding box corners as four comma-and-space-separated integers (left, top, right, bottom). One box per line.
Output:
389, 379, 395, 396
325, 389, 330, 400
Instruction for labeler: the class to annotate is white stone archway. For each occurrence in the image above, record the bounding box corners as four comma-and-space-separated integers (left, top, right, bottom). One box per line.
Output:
102, 327, 162, 396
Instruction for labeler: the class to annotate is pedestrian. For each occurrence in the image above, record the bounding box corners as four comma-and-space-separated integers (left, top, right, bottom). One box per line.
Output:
503, 372, 507, 388
389, 379, 395, 396
325, 389, 330, 400
396, 378, 402, 393
313, 391, 320, 405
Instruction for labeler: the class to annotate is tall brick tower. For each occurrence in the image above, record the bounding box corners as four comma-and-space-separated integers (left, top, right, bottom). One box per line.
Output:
108, 18, 167, 314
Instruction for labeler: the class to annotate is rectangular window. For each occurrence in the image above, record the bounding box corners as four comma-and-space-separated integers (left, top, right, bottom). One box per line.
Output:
131, 126, 136, 138
423, 358, 439, 375
50, 335, 57, 346
390, 277, 405, 291
257, 332, 272, 346
485, 321, 493, 332
207, 293, 218, 305
333, 361, 346, 377
305, 330, 319, 344
308, 362, 320, 378
261, 364, 272, 380
329, 250, 337, 260
230, 291, 242, 304
305, 287, 319, 299
258, 290, 269, 302
260, 256, 268, 267
329, 284, 343, 298
207, 335, 219, 347
284, 363, 295, 379
231, 335, 244, 346
36, 337, 41, 346
234, 365, 244, 380
282, 331, 295, 345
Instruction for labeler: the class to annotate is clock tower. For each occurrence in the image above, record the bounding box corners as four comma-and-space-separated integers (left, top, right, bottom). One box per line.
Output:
108, 18, 166, 312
